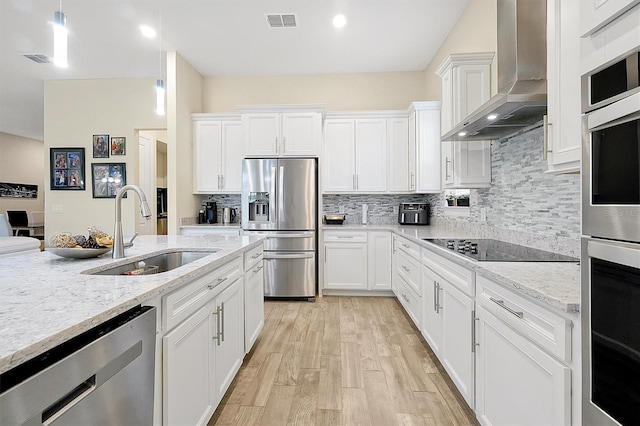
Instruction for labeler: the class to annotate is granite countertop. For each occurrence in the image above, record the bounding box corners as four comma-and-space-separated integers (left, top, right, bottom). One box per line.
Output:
0, 234, 264, 375
181, 223, 241, 229
322, 224, 580, 314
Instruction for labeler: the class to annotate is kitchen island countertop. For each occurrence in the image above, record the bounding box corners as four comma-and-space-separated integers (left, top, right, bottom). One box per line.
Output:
0, 234, 264, 375
322, 224, 580, 314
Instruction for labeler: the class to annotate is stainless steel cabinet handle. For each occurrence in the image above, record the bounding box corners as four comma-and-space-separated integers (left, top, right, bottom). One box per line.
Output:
445, 158, 451, 180
435, 283, 442, 314
217, 276, 228, 284
221, 175, 225, 189
212, 305, 222, 345
353, 174, 356, 190
543, 115, 552, 160
253, 265, 263, 274
433, 281, 438, 312
402, 243, 410, 249
275, 137, 279, 154
401, 293, 410, 303
489, 297, 524, 318
220, 302, 225, 343
410, 172, 415, 189
356, 174, 358, 190
471, 310, 479, 353
251, 253, 261, 259
207, 284, 215, 290
217, 175, 221, 189
401, 265, 410, 272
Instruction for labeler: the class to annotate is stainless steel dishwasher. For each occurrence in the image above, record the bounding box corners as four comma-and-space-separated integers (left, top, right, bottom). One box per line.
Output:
0, 305, 156, 426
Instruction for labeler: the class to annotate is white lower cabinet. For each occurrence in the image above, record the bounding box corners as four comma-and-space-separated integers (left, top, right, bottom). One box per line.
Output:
420, 253, 475, 409
475, 304, 571, 426
244, 245, 264, 353
323, 232, 368, 290
163, 277, 244, 426
368, 231, 392, 291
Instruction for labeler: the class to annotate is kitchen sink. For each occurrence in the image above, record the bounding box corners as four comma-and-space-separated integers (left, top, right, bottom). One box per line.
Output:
89, 250, 217, 276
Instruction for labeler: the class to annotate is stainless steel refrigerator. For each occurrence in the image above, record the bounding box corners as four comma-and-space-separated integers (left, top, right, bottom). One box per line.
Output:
242, 158, 317, 301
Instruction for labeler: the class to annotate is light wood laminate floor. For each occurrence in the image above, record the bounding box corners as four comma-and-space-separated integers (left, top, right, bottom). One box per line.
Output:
209, 296, 478, 425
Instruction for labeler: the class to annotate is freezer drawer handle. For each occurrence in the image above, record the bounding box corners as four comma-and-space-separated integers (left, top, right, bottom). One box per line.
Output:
264, 253, 314, 260
489, 297, 524, 319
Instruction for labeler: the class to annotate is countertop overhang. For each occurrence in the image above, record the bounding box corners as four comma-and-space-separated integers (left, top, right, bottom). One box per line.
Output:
0, 234, 264, 375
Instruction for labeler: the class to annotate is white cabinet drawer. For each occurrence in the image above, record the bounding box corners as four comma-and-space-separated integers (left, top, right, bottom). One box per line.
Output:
476, 275, 572, 363
421, 248, 474, 297
396, 236, 420, 259
323, 230, 367, 243
163, 257, 243, 332
397, 275, 422, 328
244, 244, 264, 271
397, 250, 421, 296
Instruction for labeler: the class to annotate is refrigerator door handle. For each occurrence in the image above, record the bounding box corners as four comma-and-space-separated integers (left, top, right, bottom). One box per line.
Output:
270, 165, 278, 226
264, 253, 314, 260
278, 165, 285, 224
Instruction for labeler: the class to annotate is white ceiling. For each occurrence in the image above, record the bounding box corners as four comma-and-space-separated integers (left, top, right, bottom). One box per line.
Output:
0, 0, 470, 141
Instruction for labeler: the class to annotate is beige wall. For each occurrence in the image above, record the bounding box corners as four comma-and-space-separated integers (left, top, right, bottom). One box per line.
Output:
44, 78, 166, 240
423, 0, 497, 99
0, 132, 45, 215
167, 52, 203, 234
204, 72, 427, 112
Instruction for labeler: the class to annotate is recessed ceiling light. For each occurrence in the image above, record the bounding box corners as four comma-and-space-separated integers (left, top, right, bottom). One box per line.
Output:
458, 131, 467, 137
333, 14, 347, 28
140, 25, 157, 38
487, 114, 498, 120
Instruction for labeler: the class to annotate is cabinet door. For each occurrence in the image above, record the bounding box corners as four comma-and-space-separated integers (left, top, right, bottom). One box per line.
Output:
368, 231, 391, 291
546, 0, 581, 174
441, 282, 475, 408
454, 140, 491, 188
323, 242, 368, 290
391, 236, 399, 294
324, 119, 356, 192
421, 266, 443, 355
281, 112, 321, 156
212, 279, 244, 405
221, 120, 243, 192
193, 120, 222, 193
580, 0, 639, 36
244, 260, 265, 353
387, 118, 409, 192
243, 113, 279, 156
407, 113, 417, 191
415, 108, 442, 193
476, 305, 571, 426
454, 63, 492, 123
355, 119, 388, 192
163, 305, 214, 426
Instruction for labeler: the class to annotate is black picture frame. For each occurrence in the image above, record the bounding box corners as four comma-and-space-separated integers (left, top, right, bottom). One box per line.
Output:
92, 134, 110, 158
110, 136, 126, 155
50, 148, 85, 191
91, 162, 127, 198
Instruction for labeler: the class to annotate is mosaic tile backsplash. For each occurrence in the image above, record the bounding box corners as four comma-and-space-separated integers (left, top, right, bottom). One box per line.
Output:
324, 125, 581, 257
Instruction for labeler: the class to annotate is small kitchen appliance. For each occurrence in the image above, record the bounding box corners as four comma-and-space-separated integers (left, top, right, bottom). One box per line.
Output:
324, 214, 346, 225
398, 203, 430, 225
222, 207, 237, 224
204, 201, 217, 224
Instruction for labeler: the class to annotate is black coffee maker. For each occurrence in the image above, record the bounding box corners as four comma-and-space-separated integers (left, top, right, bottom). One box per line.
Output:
204, 201, 217, 224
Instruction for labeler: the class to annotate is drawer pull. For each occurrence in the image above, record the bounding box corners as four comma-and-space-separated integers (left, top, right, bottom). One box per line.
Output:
401, 265, 410, 273
401, 293, 410, 303
251, 253, 261, 259
253, 265, 263, 274
207, 284, 215, 290
402, 243, 410, 248
212, 305, 223, 345
490, 297, 524, 319
217, 276, 228, 284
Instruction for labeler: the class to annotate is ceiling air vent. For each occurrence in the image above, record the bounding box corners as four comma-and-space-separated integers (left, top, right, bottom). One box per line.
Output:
23, 54, 52, 64
266, 13, 298, 28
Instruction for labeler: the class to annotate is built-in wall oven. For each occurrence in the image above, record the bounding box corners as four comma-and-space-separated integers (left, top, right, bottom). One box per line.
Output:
582, 7, 640, 425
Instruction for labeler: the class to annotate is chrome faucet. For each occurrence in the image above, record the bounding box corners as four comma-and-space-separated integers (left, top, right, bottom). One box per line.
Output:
113, 185, 152, 259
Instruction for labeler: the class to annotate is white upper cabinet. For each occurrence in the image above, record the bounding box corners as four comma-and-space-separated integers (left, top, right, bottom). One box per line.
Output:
436, 53, 493, 189
546, 0, 582, 174
387, 117, 410, 192
580, 0, 640, 36
241, 107, 323, 157
193, 114, 243, 194
323, 115, 388, 193
410, 102, 442, 193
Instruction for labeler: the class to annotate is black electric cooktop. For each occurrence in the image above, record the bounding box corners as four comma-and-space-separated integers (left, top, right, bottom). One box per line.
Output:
423, 239, 579, 262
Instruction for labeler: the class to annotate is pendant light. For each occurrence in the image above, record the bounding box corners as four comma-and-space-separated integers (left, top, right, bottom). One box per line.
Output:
53, 2, 68, 68
155, 0, 165, 116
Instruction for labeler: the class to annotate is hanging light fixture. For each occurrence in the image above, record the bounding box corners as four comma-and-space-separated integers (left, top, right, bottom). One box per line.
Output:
155, 0, 165, 116
53, 3, 68, 68
155, 79, 165, 115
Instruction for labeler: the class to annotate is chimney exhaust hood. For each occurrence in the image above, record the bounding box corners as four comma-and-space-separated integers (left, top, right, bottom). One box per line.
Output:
441, 0, 547, 142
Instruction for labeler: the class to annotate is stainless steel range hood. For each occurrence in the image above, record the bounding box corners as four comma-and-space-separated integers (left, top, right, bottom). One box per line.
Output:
442, 0, 547, 141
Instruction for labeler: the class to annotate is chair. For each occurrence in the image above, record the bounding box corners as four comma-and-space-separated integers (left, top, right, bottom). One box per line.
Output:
6, 210, 29, 236
0, 214, 12, 236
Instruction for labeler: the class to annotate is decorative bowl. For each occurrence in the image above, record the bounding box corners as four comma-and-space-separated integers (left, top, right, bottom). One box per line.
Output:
47, 247, 112, 259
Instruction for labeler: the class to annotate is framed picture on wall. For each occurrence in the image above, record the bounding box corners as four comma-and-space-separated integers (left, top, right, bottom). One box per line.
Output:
49, 148, 85, 190
91, 162, 126, 198
92, 134, 110, 158
110, 137, 126, 155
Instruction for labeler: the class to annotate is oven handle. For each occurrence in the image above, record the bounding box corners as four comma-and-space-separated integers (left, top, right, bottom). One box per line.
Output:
588, 239, 640, 270
587, 91, 640, 130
